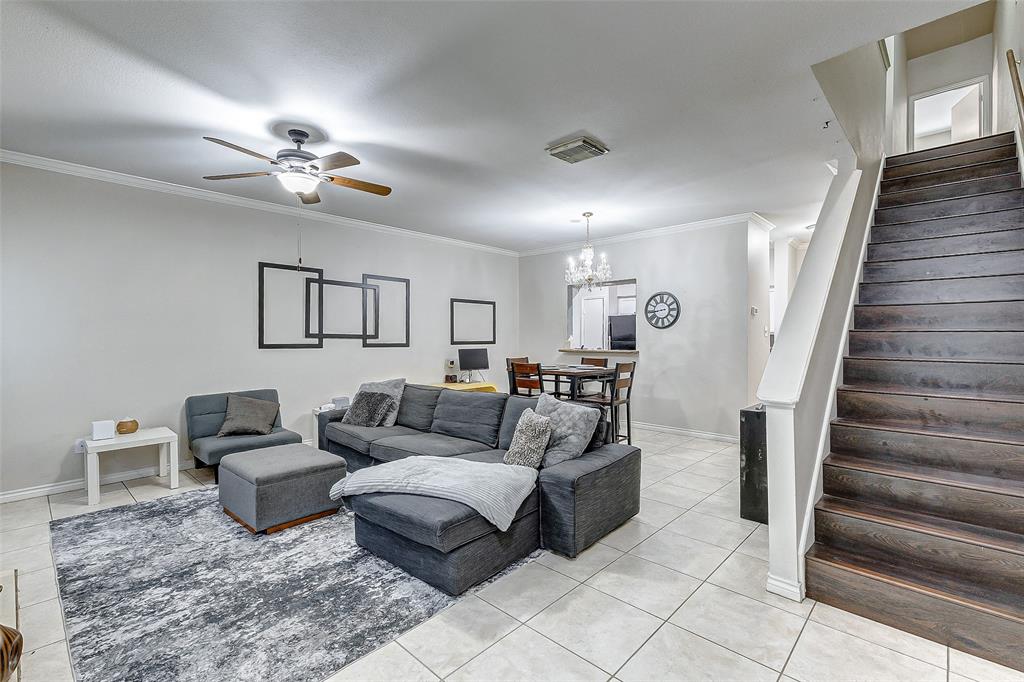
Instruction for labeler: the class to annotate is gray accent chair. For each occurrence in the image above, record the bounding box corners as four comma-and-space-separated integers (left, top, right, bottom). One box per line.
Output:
318, 385, 641, 593
185, 389, 302, 479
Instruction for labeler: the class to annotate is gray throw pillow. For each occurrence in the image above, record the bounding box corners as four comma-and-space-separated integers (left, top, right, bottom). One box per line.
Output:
355, 378, 406, 426
535, 393, 601, 467
217, 394, 279, 437
503, 408, 551, 468
342, 391, 395, 427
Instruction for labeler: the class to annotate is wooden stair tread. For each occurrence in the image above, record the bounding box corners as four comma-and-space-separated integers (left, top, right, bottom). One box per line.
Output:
843, 355, 1024, 365
824, 452, 1024, 498
869, 225, 1024, 248
816, 494, 1024, 557
837, 384, 1024, 404
865, 247, 1024, 264
886, 133, 1015, 165
881, 157, 1021, 190
806, 544, 1024, 623
876, 191, 1024, 227
878, 172, 1022, 203
831, 418, 1024, 447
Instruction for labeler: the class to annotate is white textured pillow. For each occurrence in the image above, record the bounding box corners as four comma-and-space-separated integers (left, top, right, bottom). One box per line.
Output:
535, 393, 601, 467
503, 409, 551, 468
354, 378, 406, 427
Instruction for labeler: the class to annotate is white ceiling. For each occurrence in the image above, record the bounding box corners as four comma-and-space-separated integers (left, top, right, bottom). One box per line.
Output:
1, 1, 969, 252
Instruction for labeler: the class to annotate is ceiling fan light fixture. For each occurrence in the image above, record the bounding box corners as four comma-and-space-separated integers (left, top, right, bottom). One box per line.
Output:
277, 171, 320, 195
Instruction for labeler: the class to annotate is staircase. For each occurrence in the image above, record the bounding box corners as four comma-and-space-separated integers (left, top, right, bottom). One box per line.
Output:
805, 131, 1024, 672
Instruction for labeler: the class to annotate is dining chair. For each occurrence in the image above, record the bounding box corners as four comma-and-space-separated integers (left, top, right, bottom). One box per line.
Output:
577, 357, 609, 399
510, 362, 545, 397
505, 356, 529, 394
577, 361, 636, 445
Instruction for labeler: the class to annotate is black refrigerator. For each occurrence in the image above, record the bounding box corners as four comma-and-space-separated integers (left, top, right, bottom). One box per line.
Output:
739, 403, 768, 524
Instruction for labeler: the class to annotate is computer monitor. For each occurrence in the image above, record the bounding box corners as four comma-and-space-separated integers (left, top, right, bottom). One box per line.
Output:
458, 348, 489, 371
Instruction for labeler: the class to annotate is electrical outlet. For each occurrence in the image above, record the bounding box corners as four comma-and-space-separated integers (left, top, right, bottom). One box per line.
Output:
73, 438, 86, 454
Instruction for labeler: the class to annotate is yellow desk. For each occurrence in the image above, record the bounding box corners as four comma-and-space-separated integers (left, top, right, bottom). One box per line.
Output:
431, 382, 498, 393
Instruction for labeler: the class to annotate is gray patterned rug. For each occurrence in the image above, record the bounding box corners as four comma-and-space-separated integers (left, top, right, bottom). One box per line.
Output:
50, 488, 508, 682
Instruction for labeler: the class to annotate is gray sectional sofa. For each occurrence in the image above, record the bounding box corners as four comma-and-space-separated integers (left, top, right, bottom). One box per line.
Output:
318, 384, 641, 593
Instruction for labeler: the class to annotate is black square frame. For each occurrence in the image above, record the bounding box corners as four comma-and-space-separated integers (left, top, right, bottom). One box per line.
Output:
450, 298, 496, 345
303, 278, 380, 340
362, 274, 411, 348
258, 261, 325, 349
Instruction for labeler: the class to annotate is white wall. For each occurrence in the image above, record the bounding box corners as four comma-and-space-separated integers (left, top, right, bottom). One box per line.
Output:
908, 33, 994, 139
518, 218, 770, 438
992, 0, 1023, 134
889, 33, 910, 155
0, 163, 520, 496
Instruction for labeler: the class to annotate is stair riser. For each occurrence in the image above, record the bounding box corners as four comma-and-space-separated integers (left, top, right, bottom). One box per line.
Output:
883, 145, 1018, 180
830, 423, 1024, 478
859, 275, 1024, 305
843, 358, 1024, 399
822, 465, 1024, 533
863, 250, 1024, 283
875, 190, 1024, 226
806, 557, 1024, 672
878, 174, 1021, 209
836, 391, 1024, 440
886, 133, 1016, 169
881, 158, 1020, 194
870, 227, 1024, 260
814, 510, 1024, 593
854, 301, 1024, 331
848, 331, 1024, 362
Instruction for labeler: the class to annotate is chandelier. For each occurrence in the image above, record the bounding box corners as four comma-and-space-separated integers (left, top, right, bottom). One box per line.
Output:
565, 212, 612, 290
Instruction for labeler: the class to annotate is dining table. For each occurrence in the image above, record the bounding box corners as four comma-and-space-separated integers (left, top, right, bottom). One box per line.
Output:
539, 364, 615, 401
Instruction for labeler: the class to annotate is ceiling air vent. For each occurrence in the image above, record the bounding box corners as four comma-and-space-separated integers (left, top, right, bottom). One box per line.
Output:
546, 136, 610, 164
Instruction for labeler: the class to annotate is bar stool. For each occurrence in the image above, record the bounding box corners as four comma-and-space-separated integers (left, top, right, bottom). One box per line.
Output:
577, 357, 609, 399
577, 362, 636, 445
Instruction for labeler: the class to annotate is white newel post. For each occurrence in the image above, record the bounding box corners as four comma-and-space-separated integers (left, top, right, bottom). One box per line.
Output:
763, 402, 804, 601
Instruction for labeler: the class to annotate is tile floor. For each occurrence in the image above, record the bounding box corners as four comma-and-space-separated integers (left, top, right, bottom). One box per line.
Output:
1, 432, 1022, 682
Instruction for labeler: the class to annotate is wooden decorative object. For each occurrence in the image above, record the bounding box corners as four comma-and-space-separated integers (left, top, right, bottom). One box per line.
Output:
116, 419, 140, 435
0, 622, 22, 682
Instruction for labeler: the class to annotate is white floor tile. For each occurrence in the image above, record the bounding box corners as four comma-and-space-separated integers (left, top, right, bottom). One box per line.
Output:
643, 453, 703, 471
48, 483, 134, 520
0, 543, 53, 574
124, 470, 206, 502
599, 519, 660, 552
17, 567, 58, 608
735, 524, 769, 561
0, 497, 51, 533
326, 641, 438, 681
18, 598, 66, 653
397, 596, 517, 678
638, 463, 677, 488
684, 438, 733, 453
670, 583, 805, 671
18, 639, 73, 682
809, 603, 947, 669
586, 554, 700, 619
476, 561, 577, 621
649, 447, 709, 465
0, 523, 50, 554
633, 499, 686, 528
683, 461, 736, 482
707, 552, 814, 617
449, 626, 606, 682
639, 481, 708, 509
537, 543, 622, 582
949, 648, 1024, 682
630, 529, 730, 580
663, 510, 755, 550
689, 493, 756, 527
785, 621, 946, 682
528, 585, 661, 673
189, 467, 217, 486
662, 470, 732, 494
618, 623, 777, 682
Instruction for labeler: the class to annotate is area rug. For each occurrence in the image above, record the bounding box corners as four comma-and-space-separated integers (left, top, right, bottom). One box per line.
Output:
50, 488, 524, 682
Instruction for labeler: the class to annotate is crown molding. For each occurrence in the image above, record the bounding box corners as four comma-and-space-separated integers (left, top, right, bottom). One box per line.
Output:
518, 211, 776, 257
0, 150, 519, 257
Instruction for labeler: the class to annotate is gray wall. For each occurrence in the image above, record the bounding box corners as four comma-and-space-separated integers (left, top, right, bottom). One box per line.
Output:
993, 0, 1023, 134
518, 219, 766, 437
0, 163, 519, 495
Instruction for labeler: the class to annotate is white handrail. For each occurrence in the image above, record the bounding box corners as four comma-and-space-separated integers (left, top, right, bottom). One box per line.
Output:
1009, 50, 1024, 135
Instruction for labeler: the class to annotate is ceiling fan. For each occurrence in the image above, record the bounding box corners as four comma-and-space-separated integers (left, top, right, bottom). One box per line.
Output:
202, 128, 392, 205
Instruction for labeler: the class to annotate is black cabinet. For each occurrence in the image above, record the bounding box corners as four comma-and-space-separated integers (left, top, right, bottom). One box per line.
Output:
739, 404, 768, 524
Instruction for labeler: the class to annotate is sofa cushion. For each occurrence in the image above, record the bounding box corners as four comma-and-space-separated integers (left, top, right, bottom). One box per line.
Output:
430, 390, 507, 446
185, 388, 282, 441
216, 394, 280, 436
535, 393, 601, 468
454, 449, 507, 464
190, 427, 301, 466
354, 378, 406, 427
350, 489, 539, 553
497, 396, 539, 450
369, 433, 489, 462
396, 384, 443, 431
219, 443, 345, 486
504, 408, 551, 468
324, 422, 419, 455
342, 391, 395, 427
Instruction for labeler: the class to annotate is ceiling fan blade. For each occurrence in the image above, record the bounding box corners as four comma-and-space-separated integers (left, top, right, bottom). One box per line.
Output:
309, 151, 359, 172
298, 191, 321, 205
325, 175, 392, 196
203, 171, 272, 180
203, 136, 278, 164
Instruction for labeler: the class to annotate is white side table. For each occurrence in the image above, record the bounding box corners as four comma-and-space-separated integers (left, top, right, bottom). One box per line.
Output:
84, 427, 179, 505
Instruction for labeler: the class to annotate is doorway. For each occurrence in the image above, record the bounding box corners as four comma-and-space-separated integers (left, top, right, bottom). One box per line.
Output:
910, 77, 987, 151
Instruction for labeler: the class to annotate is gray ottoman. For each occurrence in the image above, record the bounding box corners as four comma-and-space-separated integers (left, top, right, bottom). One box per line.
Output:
218, 443, 346, 533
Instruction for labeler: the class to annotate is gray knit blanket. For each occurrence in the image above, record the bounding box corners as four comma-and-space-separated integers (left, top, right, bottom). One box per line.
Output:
330, 456, 538, 531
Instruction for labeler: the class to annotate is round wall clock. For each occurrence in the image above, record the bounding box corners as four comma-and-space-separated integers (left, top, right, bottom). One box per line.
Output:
644, 291, 680, 329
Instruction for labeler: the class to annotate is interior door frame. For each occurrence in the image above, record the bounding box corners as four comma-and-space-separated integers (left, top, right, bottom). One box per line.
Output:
581, 295, 606, 350
908, 75, 989, 152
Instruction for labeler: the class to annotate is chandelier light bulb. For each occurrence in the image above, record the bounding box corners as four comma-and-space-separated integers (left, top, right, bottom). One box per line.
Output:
565, 211, 612, 290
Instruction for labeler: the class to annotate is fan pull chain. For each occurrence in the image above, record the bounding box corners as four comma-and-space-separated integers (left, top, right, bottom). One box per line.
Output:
296, 195, 303, 268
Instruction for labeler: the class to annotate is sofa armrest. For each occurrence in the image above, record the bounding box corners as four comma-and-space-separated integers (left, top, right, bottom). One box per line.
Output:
317, 408, 349, 451
538, 443, 641, 557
